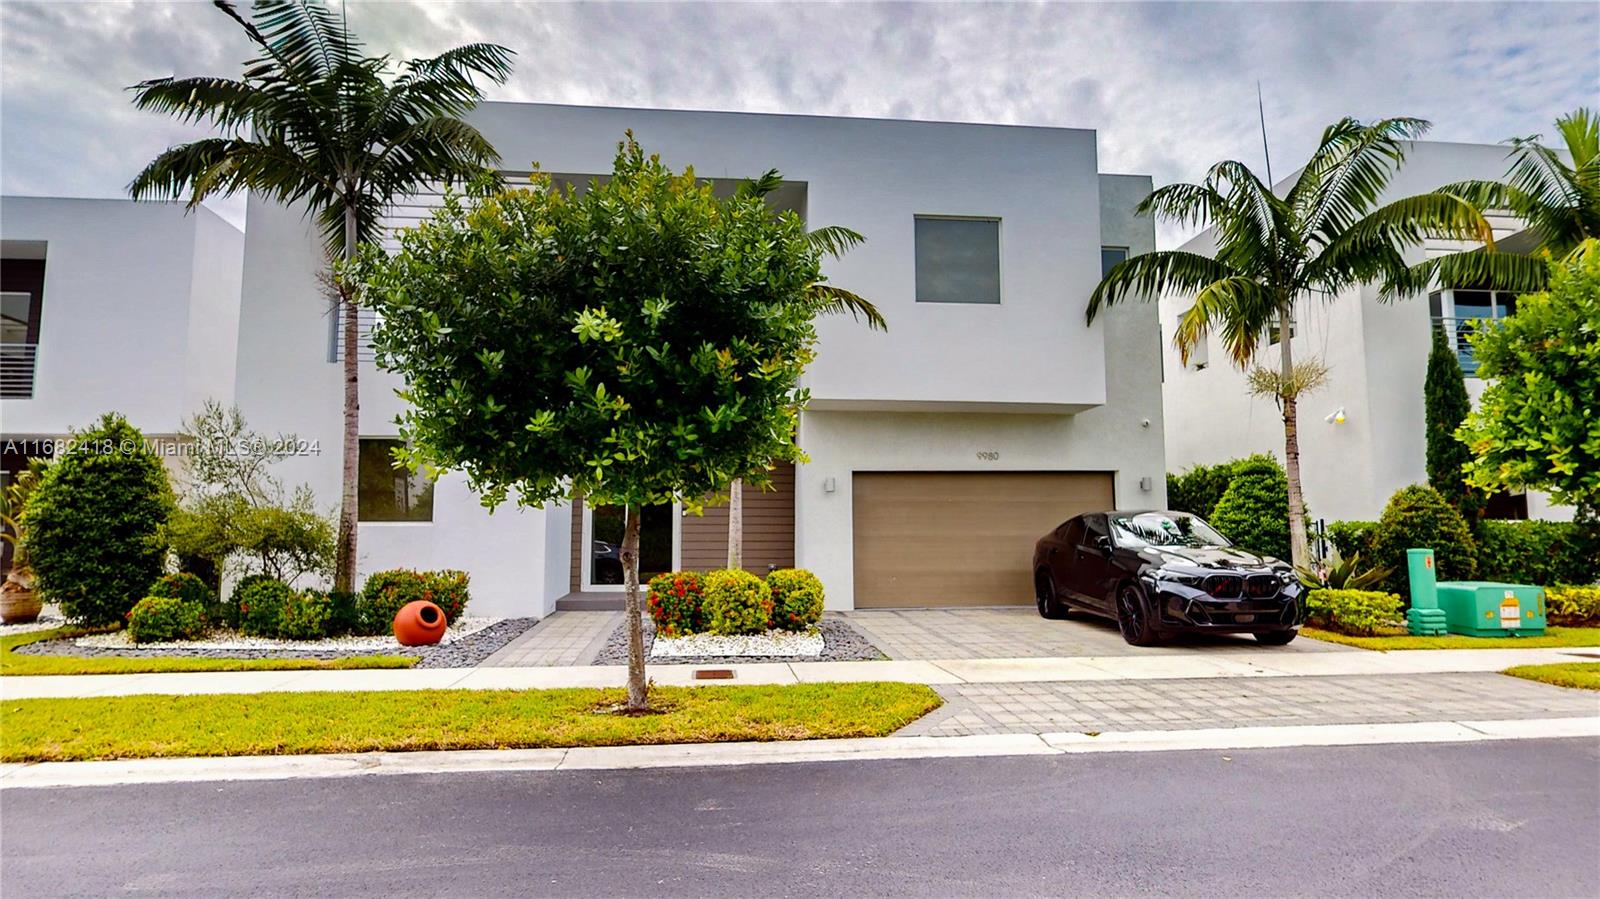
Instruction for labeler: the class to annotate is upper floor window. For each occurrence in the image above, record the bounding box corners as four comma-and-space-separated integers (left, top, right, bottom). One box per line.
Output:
1100, 246, 1129, 278
1266, 311, 1296, 346
1, 257, 45, 399
914, 216, 1001, 304
358, 438, 435, 522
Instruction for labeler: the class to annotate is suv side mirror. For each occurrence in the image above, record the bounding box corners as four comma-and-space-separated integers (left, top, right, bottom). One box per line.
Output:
1094, 535, 1114, 556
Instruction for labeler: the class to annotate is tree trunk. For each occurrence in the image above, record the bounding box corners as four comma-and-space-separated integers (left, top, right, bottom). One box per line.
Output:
1278, 306, 1311, 568
621, 504, 649, 710
333, 205, 361, 593
726, 478, 743, 570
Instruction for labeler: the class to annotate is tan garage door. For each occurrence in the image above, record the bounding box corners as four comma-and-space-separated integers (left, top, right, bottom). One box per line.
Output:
853, 471, 1115, 608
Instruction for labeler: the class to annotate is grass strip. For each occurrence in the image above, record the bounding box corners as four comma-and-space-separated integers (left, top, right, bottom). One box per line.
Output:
1502, 661, 1600, 691
1301, 625, 1600, 650
0, 682, 943, 762
2, 627, 415, 677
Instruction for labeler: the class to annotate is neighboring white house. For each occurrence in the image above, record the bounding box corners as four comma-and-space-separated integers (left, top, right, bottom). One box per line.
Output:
235, 102, 1166, 618
1160, 141, 1570, 533
0, 195, 243, 478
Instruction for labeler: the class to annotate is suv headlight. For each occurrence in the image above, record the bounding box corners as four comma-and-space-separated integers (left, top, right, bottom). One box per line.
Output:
1158, 571, 1204, 587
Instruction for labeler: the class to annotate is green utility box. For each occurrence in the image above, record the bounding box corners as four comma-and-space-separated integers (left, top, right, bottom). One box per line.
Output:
1434, 581, 1547, 637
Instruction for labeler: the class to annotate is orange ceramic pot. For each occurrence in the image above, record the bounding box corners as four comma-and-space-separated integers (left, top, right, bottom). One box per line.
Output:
393, 600, 447, 646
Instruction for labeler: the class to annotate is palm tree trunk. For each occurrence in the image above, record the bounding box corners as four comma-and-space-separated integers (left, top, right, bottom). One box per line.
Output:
621, 503, 649, 710
1278, 305, 1311, 568
334, 205, 360, 593
726, 478, 743, 570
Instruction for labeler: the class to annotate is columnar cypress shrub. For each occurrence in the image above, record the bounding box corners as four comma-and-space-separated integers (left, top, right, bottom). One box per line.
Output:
1424, 325, 1478, 519
24, 414, 174, 626
1207, 457, 1292, 561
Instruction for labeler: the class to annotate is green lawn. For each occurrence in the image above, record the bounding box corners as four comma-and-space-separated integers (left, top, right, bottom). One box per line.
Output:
1, 627, 415, 677
1301, 625, 1600, 650
0, 682, 943, 762
1502, 661, 1600, 691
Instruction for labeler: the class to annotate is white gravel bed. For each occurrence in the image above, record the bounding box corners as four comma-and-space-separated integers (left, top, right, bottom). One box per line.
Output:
74, 616, 503, 652
650, 628, 824, 659
0, 613, 69, 636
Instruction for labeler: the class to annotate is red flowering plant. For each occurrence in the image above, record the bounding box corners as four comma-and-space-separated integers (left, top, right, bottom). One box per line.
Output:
646, 571, 705, 637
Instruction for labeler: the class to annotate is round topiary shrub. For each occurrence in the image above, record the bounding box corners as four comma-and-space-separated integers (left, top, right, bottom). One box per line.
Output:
277, 590, 335, 640
149, 571, 222, 627
700, 569, 773, 636
126, 595, 206, 643
766, 568, 824, 631
235, 577, 291, 638
358, 569, 472, 635
1370, 485, 1479, 598
647, 571, 704, 637
1206, 457, 1292, 561
24, 414, 175, 626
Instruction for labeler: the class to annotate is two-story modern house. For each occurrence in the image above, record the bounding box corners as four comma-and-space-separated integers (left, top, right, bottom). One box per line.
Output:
236, 103, 1165, 618
1160, 140, 1571, 528
0, 195, 243, 484
2, 104, 1163, 618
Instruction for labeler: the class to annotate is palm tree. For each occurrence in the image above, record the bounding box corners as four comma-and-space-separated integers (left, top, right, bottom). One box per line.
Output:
1392, 107, 1599, 295
723, 171, 885, 569
128, 0, 512, 591
1089, 117, 1496, 567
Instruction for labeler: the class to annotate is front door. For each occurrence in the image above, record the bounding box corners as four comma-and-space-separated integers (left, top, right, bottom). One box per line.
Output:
582, 503, 680, 590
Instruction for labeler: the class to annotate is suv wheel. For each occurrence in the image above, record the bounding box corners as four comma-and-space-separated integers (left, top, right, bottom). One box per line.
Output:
1255, 629, 1298, 646
1115, 583, 1161, 646
1036, 572, 1068, 620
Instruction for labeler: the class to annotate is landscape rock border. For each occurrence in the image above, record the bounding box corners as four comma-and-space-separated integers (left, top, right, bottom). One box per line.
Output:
593, 616, 885, 666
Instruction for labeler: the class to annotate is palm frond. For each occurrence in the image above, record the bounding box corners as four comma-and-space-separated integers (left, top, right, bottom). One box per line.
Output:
249, 0, 358, 78
1380, 250, 1551, 300
1175, 276, 1278, 367
809, 285, 887, 331
1138, 181, 1227, 229
1088, 250, 1238, 323
736, 168, 783, 200
1295, 117, 1431, 247
807, 225, 864, 260
1309, 192, 1494, 295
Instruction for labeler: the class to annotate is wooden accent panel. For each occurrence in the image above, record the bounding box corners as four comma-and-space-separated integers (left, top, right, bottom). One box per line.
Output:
852, 471, 1114, 608
682, 463, 796, 574
569, 495, 583, 593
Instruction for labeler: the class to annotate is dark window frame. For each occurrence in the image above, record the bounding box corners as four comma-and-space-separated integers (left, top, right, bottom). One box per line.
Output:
1, 259, 46, 345
913, 215, 1002, 305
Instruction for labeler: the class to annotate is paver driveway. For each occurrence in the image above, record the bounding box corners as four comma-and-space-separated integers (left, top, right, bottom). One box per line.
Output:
839, 606, 1350, 659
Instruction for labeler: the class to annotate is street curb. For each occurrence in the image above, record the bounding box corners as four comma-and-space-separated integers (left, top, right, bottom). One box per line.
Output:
2, 716, 1594, 790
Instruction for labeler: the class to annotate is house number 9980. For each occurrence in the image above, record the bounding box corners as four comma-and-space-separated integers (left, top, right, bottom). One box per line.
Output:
976, 451, 1000, 461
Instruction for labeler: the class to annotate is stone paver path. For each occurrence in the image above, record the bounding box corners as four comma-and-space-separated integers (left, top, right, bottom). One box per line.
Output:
841, 607, 1349, 660
898, 672, 1600, 737
478, 611, 620, 667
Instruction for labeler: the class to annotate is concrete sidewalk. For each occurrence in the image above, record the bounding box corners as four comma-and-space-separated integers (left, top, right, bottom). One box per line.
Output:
3, 645, 1595, 700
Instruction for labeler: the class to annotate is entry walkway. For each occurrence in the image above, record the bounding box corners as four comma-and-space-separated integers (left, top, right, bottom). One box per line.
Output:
4, 645, 1595, 700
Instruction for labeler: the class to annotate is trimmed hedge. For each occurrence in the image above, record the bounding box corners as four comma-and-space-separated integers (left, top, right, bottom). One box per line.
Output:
1329, 516, 1599, 589
277, 591, 335, 640
1167, 454, 1281, 519
1305, 589, 1404, 636
359, 569, 471, 635
767, 568, 825, 631
1546, 585, 1600, 627
236, 577, 292, 638
700, 569, 774, 636
1208, 457, 1292, 561
647, 571, 704, 637
149, 572, 223, 628
1370, 486, 1478, 598
24, 414, 175, 626
126, 595, 207, 643
1327, 520, 1377, 560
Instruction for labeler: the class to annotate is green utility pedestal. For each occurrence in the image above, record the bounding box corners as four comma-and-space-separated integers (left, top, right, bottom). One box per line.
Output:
1405, 548, 1448, 636
1434, 582, 1547, 637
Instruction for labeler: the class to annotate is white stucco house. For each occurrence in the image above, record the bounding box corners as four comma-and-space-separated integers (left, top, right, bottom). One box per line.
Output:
3, 103, 1165, 618
1159, 140, 1571, 534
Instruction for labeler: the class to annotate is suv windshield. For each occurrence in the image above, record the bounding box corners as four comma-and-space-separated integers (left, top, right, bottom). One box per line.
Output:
1110, 512, 1231, 548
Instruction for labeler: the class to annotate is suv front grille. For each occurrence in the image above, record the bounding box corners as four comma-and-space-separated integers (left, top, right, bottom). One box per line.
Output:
1203, 575, 1243, 598
1244, 575, 1279, 598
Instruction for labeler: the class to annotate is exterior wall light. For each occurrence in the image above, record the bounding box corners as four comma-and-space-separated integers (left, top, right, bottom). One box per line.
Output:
1324, 407, 1346, 425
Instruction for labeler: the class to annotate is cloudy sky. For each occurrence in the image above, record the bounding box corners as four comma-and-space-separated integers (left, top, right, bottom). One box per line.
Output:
2, 1, 1595, 247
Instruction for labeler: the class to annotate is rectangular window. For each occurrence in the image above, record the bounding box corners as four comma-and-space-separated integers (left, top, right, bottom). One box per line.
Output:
1266, 312, 1296, 345
914, 216, 1001, 304
1100, 246, 1129, 279
1, 258, 45, 400
358, 438, 434, 522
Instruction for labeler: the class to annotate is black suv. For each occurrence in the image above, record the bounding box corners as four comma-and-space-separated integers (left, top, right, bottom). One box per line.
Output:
1032, 510, 1303, 646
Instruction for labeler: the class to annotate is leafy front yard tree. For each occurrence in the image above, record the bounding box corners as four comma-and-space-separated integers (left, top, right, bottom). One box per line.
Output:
722, 171, 885, 569
1089, 117, 1496, 567
359, 138, 822, 710
1424, 324, 1478, 520
1397, 107, 1599, 295
1459, 243, 1600, 514
126, 0, 512, 591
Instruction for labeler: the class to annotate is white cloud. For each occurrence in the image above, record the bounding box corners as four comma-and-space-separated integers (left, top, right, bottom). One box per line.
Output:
3, 0, 1594, 245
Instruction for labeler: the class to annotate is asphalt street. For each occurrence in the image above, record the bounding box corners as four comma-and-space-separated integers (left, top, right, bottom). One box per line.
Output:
3, 738, 1597, 898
